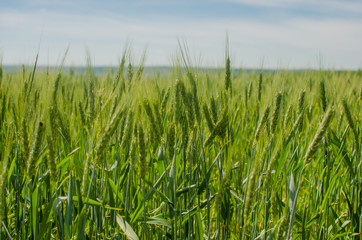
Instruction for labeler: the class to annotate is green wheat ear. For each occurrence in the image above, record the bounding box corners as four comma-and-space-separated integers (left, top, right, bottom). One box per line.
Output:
121, 109, 134, 149
202, 102, 215, 132
270, 92, 282, 135
253, 106, 270, 146
78, 101, 87, 126
247, 81, 253, 100
96, 108, 124, 163
174, 79, 183, 123
342, 98, 359, 149
284, 104, 293, 129
56, 109, 72, 147
210, 96, 218, 124
320, 80, 327, 112
204, 106, 228, 147
185, 91, 195, 128
224, 36, 232, 94
297, 90, 306, 131
305, 108, 334, 162
298, 90, 306, 114
27, 122, 45, 180
257, 73, 263, 102
161, 87, 170, 115
143, 99, 160, 144
225, 56, 231, 93
46, 132, 57, 184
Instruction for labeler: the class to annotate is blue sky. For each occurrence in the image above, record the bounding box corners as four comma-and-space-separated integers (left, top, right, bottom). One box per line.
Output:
0, 0, 361, 69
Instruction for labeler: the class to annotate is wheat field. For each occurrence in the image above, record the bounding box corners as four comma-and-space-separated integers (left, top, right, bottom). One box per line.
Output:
0, 51, 361, 239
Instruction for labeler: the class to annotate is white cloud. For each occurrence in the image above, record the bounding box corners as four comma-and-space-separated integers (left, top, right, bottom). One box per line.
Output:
0, 6, 361, 69
223, 0, 362, 13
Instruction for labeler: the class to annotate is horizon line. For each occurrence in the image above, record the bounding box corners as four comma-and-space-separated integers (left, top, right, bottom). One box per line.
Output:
2, 64, 360, 72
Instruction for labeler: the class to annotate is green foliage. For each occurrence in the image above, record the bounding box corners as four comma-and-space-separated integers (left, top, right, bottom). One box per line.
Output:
0, 56, 361, 240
